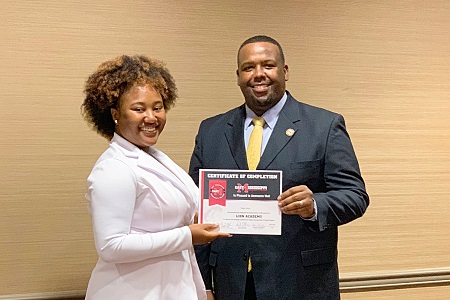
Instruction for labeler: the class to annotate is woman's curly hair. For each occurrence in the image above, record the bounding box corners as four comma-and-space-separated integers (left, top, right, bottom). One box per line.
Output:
81, 55, 178, 140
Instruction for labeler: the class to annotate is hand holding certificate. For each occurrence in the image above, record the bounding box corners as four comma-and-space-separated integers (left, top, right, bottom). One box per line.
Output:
199, 169, 282, 235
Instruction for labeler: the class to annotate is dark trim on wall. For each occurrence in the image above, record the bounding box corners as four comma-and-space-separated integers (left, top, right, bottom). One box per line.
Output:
1, 268, 450, 299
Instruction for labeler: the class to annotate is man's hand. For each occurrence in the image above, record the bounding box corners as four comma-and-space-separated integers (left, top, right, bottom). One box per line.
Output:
277, 185, 315, 218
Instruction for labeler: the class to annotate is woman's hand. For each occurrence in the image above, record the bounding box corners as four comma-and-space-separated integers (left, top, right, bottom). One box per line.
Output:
188, 223, 231, 245
206, 290, 215, 300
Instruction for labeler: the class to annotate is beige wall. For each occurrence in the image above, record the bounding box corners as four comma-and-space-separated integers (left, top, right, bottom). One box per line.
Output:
1, 0, 449, 298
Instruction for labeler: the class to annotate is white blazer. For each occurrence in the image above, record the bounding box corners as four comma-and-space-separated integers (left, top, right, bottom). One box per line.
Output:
85, 133, 206, 300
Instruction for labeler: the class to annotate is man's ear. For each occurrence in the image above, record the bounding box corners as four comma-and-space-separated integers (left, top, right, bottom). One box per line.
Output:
284, 65, 289, 81
236, 69, 240, 85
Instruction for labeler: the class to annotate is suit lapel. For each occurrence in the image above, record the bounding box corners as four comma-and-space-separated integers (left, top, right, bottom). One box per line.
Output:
137, 148, 197, 202
112, 133, 197, 203
258, 95, 301, 169
224, 105, 248, 169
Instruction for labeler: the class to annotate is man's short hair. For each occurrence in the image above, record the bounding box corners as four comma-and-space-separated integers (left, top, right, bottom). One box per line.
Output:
238, 35, 285, 65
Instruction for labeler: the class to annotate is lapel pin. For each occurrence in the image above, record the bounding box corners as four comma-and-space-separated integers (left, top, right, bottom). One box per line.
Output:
285, 128, 295, 137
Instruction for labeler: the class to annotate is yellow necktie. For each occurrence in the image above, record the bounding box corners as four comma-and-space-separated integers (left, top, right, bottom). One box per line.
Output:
247, 117, 265, 171
246, 117, 265, 272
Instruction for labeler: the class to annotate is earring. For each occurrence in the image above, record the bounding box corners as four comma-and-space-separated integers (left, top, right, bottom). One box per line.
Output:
114, 119, 118, 124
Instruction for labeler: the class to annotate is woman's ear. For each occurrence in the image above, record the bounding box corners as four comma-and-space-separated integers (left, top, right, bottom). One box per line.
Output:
111, 107, 119, 122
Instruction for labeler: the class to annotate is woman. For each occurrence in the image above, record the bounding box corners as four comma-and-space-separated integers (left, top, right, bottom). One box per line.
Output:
81, 55, 229, 299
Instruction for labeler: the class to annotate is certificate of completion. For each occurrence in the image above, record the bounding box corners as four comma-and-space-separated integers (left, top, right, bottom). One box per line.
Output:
199, 169, 282, 235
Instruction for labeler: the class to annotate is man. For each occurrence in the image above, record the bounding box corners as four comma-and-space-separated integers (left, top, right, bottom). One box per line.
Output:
189, 35, 369, 300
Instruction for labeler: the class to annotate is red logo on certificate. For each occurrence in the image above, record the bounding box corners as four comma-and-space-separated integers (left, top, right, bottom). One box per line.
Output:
209, 180, 226, 206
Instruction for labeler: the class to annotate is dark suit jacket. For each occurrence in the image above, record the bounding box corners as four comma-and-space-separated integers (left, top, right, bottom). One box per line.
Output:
189, 92, 369, 300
